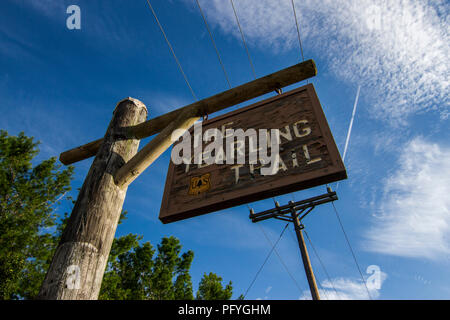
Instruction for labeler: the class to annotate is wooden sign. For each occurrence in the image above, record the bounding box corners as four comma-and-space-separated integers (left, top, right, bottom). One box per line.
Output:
159, 84, 346, 223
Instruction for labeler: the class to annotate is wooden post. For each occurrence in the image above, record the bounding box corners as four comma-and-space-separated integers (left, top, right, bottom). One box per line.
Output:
291, 210, 321, 300
59, 59, 317, 165
38, 98, 147, 300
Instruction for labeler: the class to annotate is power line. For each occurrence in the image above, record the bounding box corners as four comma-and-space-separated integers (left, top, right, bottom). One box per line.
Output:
287, 228, 330, 300
230, 0, 257, 80
195, 0, 232, 89
247, 201, 306, 297
243, 223, 289, 299
331, 202, 373, 300
145, 0, 198, 101
290, 0, 305, 62
303, 229, 341, 299
258, 224, 305, 295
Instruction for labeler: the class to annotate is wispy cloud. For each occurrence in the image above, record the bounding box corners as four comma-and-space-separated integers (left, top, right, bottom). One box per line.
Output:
300, 275, 387, 300
25, 0, 67, 17
364, 137, 450, 260
255, 286, 272, 300
194, 0, 449, 123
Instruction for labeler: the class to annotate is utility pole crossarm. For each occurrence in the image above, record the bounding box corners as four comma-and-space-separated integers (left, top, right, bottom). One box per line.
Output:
249, 190, 337, 223
59, 59, 317, 165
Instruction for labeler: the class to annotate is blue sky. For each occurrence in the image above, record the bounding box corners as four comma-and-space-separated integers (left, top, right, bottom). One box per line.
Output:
1, 0, 449, 299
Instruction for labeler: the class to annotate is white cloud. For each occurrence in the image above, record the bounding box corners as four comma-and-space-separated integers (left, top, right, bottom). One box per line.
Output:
194, 0, 449, 123
364, 137, 450, 260
300, 274, 387, 300
26, 0, 66, 17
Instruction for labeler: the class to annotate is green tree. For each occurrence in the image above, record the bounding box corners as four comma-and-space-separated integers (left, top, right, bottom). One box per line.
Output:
173, 251, 194, 300
196, 272, 233, 300
99, 214, 153, 300
150, 236, 192, 300
99, 231, 197, 300
0, 130, 73, 299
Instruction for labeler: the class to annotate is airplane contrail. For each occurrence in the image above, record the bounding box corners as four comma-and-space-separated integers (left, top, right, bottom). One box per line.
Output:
336, 85, 361, 190
343, 85, 361, 162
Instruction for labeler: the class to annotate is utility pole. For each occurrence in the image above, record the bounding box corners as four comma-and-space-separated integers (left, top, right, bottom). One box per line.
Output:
249, 188, 338, 300
290, 207, 320, 300
38, 98, 148, 299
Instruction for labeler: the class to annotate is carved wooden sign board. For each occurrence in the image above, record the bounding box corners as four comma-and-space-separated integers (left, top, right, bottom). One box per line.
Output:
159, 84, 347, 223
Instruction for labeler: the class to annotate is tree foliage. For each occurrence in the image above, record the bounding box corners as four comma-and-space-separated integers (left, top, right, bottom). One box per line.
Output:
0, 130, 73, 299
0, 130, 236, 300
99, 224, 198, 300
97, 215, 235, 300
196, 273, 233, 300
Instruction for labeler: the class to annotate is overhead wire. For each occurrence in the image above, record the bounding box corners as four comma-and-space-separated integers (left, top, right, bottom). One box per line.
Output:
331, 202, 373, 300
288, 190, 342, 299
303, 229, 341, 299
286, 228, 330, 300
247, 202, 302, 293
195, 0, 232, 89
326, 86, 370, 299
257, 224, 306, 295
145, 0, 198, 101
243, 222, 290, 299
290, 0, 308, 85
290, 0, 305, 62
230, 0, 257, 80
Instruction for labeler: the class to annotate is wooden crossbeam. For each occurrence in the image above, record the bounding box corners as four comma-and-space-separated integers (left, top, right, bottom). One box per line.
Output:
114, 108, 199, 188
59, 59, 317, 165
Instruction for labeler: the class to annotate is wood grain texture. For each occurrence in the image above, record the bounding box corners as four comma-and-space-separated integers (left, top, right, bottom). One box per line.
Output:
159, 84, 347, 223
38, 98, 147, 300
114, 108, 200, 188
59, 60, 317, 165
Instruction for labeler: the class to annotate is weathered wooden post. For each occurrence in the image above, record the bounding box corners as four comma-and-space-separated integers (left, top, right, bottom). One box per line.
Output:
38, 98, 147, 300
